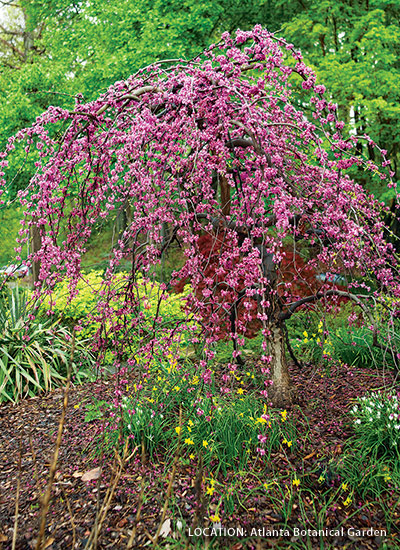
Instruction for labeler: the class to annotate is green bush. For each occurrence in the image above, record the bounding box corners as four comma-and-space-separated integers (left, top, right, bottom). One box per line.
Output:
0, 287, 95, 403
38, 271, 195, 365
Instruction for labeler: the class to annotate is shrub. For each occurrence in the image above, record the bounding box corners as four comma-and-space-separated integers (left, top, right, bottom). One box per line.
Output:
38, 271, 194, 363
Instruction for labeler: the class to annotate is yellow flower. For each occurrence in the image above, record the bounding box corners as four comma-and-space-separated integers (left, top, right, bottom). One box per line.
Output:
188, 420, 194, 426
237, 388, 244, 395
287, 441, 292, 447
209, 514, 220, 523
318, 475, 324, 484
341, 483, 348, 491
281, 409, 287, 422
175, 427, 182, 435
187, 426, 192, 433
255, 417, 267, 424
185, 437, 194, 445
293, 478, 300, 487
343, 497, 352, 507
203, 440, 209, 448
189, 454, 195, 460
303, 331, 308, 337
206, 486, 215, 496
73, 404, 79, 409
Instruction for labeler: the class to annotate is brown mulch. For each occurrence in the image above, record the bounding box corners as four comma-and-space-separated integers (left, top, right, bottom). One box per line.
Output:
0, 362, 399, 550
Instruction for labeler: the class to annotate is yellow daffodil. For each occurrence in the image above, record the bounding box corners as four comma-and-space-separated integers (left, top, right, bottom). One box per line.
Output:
203, 440, 209, 447
293, 478, 300, 487
175, 426, 181, 435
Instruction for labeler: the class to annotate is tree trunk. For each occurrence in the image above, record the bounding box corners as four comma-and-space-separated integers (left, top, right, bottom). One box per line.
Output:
267, 322, 292, 407
30, 222, 42, 284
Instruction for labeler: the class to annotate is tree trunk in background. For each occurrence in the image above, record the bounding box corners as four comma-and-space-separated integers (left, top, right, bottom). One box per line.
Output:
30, 223, 42, 283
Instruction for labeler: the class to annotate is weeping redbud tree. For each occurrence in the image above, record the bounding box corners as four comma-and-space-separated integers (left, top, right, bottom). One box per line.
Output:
1, 26, 399, 406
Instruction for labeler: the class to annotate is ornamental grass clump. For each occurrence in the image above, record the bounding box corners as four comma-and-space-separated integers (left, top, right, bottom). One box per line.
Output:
0, 287, 95, 403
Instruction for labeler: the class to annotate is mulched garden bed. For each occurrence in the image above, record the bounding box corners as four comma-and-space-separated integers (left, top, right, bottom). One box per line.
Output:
0, 361, 398, 550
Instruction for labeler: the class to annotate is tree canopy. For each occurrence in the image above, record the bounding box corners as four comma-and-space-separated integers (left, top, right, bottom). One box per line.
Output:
1, 26, 398, 404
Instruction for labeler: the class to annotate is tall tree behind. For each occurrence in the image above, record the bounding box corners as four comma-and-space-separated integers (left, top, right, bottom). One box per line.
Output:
276, 0, 400, 198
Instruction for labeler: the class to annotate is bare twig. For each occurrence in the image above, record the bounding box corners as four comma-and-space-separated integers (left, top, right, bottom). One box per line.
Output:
152, 408, 182, 548
11, 437, 22, 550
35, 335, 75, 550
60, 486, 76, 549
126, 477, 145, 549
85, 442, 137, 549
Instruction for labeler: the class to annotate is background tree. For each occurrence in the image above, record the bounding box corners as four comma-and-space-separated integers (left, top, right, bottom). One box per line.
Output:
277, 0, 400, 197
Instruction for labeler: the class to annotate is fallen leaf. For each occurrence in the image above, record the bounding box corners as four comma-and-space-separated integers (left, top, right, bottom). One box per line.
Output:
81, 467, 101, 482
0, 534, 7, 542
159, 518, 171, 538
72, 471, 83, 478
303, 451, 316, 460
44, 537, 55, 548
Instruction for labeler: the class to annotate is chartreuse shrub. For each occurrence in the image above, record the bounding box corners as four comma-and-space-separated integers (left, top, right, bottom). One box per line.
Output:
0, 287, 95, 403
38, 271, 194, 364
84, 356, 301, 473
338, 391, 400, 498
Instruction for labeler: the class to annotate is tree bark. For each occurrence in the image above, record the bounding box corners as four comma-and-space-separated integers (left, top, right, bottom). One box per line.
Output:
30, 222, 42, 284
266, 322, 292, 407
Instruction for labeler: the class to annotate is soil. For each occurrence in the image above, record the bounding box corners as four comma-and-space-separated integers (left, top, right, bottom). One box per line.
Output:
0, 361, 398, 550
